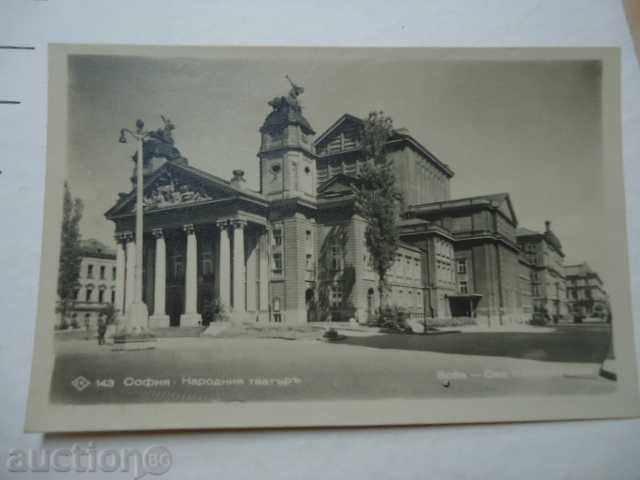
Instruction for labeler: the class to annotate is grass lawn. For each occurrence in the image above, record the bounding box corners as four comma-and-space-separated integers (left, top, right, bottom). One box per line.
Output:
340, 325, 612, 363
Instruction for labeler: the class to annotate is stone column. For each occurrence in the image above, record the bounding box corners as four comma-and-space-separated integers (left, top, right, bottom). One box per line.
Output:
259, 226, 270, 313
114, 233, 128, 316
246, 232, 257, 313
124, 232, 136, 314
149, 228, 170, 327
232, 219, 247, 320
217, 220, 232, 311
180, 224, 202, 326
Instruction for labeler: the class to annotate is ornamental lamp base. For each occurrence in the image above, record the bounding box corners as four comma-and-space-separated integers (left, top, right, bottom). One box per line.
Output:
112, 301, 156, 351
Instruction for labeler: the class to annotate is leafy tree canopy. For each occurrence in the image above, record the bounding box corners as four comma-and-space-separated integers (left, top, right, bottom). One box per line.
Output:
56, 182, 84, 321
354, 111, 402, 306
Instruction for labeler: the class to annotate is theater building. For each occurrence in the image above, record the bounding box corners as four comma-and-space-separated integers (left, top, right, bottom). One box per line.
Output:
105, 84, 565, 327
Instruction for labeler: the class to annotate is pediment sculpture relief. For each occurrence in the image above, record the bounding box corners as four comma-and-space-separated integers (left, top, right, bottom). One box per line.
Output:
137, 173, 212, 211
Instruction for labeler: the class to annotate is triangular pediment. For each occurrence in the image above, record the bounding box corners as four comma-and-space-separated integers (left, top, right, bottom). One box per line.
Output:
314, 114, 363, 155
105, 162, 247, 218
492, 194, 518, 225
317, 173, 360, 199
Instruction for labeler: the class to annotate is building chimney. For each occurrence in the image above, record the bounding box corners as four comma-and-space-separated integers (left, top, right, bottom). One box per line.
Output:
231, 169, 246, 189
545, 220, 551, 232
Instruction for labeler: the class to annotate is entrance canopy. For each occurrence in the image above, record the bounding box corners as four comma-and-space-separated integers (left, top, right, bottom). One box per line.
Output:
448, 293, 482, 318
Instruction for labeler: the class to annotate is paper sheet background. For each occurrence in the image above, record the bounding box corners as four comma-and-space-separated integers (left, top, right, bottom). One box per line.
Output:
1, 1, 640, 478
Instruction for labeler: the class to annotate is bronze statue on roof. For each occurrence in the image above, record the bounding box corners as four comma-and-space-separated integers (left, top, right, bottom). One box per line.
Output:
263, 76, 315, 135
132, 115, 185, 166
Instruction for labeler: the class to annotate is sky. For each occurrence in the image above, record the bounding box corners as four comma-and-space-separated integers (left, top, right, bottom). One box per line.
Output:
66, 51, 604, 276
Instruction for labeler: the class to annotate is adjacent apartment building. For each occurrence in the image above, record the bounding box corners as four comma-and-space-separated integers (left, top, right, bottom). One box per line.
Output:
57, 239, 117, 328
516, 222, 569, 322
565, 262, 611, 321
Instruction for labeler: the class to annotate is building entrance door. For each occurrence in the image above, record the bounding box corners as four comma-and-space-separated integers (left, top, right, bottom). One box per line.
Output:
166, 286, 184, 326
367, 288, 375, 322
305, 288, 316, 322
166, 237, 186, 327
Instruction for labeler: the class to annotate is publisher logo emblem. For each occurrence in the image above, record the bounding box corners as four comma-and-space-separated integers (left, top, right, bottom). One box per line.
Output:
71, 376, 91, 391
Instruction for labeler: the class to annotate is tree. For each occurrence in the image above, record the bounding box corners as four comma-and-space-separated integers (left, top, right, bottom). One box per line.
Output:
354, 111, 402, 310
56, 182, 84, 326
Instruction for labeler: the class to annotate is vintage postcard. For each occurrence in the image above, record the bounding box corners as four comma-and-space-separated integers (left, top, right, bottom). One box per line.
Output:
26, 45, 640, 432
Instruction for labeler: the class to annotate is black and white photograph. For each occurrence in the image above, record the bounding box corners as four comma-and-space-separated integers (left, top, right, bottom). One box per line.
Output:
25, 45, 640, 432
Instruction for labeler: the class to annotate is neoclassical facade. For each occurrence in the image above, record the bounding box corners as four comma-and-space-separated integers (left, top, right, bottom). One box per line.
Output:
107, 167, 272, 326
105, 84, 602, 327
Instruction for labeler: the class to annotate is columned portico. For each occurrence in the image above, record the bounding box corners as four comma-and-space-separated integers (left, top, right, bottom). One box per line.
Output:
231, 219, 247, 320
180, 224, 202, 326
149, 228, 170, 327
107, 162, 272, 327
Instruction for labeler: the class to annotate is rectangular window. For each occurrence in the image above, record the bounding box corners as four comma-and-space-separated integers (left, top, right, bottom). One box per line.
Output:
292, 162, 299, 190
272, 297, 282, 323
273, 229, 282, 247
272, 253, 283, 272
111, 290, 115, 303
173, 256, 184, 278
112, 267, 116, 281
456, 258, 467, 274
100, 265, 106, 280
306, 229, 312, 243
203, 257, 214, 276
87, 264, 93, 279
329, 287, 343, 307
85, 289, 92, 302
305, 253, 313, 270
459, 281, 468, 294
98, 289, 105, 303
331, 245, 342, 271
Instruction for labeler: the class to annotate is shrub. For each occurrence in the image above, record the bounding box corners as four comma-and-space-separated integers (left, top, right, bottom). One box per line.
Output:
204, 299, 229, 323
59, 319, 69, 330
323, 327, 346, 341
530, 305, 550, 326
530, 311, 548, 326
376, 305, 412, 333
101, 303, 117, 325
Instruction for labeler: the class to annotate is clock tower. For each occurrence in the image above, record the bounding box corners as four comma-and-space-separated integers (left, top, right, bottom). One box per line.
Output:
258, 78, 317, 201
258, 78, 318, 324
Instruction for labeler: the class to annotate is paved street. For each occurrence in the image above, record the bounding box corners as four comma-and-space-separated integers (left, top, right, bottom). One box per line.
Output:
50, 325, 615, 404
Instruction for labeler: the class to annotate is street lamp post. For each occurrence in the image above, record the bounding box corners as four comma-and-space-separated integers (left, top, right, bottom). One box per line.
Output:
115, 119, 155, 347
